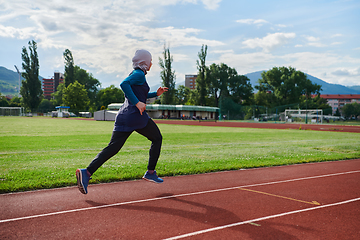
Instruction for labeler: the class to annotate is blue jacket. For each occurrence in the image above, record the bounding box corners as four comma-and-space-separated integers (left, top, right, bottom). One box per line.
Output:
114, 69, 157, 132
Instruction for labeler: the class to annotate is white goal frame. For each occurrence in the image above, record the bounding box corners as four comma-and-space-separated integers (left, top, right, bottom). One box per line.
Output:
0, 107, 24, 116
285, 109, 323, 124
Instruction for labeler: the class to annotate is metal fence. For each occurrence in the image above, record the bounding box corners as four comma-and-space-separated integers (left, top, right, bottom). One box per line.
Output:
0, 107, 24, 116
218, 96, 332, 122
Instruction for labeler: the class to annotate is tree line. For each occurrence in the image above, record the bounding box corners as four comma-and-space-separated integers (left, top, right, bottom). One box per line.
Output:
158, 44, 338, 119
0, 40, 125, 114
1, 40, 359, 119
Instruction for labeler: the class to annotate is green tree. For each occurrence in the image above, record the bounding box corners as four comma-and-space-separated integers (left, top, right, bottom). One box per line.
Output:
0, 96, 9, 107
63, 49, 100, 107
9, 97, 22, 107
206, 63, 253, 107
206, 63, 222, 107
228, 75, 253, 105
38, 99, 54, 113
175, 85, 191, 105
159, 45, 176, 104
96, 85, 124, 109
219, 95, 246, 120
334, 108, 341, 117
255, 67, 322, 108
253, 91, 271, 108
196, 44, 208, 106
63, 49, 75, 88
352, 102, 360, 118
299, 95, 331, 112
74, 65, 101, 110
342, 102, 360, 119
50, 83, 65, 106
63, 81, 90, 114
20, 40, 42, 111
186, 89, 199, 105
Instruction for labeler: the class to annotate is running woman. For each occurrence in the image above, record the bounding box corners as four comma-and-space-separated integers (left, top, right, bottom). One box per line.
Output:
76, 49, 168, 194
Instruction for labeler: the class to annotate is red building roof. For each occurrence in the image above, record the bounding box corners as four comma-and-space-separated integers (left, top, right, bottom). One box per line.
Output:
319, 94, 360, 99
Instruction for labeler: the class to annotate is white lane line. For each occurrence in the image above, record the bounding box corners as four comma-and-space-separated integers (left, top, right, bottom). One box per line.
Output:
163, 197, 360, 240
1, 170, 359, 224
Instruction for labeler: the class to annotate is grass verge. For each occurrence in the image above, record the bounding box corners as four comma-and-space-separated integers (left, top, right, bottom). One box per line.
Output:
1, 116, 359, 193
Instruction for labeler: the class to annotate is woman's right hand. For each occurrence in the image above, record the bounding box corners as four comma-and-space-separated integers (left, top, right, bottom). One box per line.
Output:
136, 101, 146, 115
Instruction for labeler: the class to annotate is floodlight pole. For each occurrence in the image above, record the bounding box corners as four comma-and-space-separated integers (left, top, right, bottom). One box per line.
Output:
305, 90, 308, 124
14, 65, 21, 97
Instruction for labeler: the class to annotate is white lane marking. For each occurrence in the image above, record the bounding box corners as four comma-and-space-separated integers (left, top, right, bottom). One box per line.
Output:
1, 170, 359, 223
163, 197, 360, 240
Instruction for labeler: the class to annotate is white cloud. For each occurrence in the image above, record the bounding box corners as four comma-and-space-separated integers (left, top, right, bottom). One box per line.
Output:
280, 52, 360, 86
331, 34, 343, 38
236, 19, 269, 26
332, 67, 360, 77
147, 26, 224, 47
215, 50, 360, 86
242, 32, 296, 52
1, 0, 359, 88
0, 0, 224, 80
332, 69, 351, 76
109, 0, 222, 10
201, 0, 222, 10
237, 19, 291, 30
0, 25, 36, 39
217, 51, 275, 74
304, 36, 326, 47
305, 36, 319, 42
331, 42, 342, 46
308, 42, 326, 47
212, 49, 234, 54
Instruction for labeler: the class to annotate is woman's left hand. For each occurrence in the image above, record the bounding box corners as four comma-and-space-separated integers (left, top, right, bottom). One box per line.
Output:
157, 87, 169, 96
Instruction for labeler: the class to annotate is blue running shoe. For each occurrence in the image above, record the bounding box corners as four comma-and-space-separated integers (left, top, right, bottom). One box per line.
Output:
142, 170, 163, 183
76, 169, 91, 194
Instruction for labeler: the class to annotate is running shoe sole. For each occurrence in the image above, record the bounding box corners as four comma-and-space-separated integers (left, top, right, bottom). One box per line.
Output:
76, 169, 87, 194
142, 176, 163, 184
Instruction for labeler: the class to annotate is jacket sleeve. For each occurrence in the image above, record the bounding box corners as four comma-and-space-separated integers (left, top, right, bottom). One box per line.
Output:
120, 71, 145, 105
147, 91, 157, 98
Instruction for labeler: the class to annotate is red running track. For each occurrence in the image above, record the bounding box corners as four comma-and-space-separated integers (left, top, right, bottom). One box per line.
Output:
1, 159, 360, 239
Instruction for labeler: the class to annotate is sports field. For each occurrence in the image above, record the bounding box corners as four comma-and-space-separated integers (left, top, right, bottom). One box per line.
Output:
0, 117, 359, 193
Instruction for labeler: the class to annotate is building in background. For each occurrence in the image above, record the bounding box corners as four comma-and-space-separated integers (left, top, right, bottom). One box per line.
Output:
94, 103, 219, 121
42, 72, 64, 100
319, 94, 360, 115
185, 75, 197, 89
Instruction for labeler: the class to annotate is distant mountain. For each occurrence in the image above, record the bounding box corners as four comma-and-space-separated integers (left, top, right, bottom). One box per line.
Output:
347, 85, 360, 92
0, 66, 43, 95
244, 71, 263, 89
0, 66, 22, 84
156, 71, 360, 95
1, 65, 358, 96
0, 66, 23, 95
244, 70, 360, 94
306, 74, 359, 94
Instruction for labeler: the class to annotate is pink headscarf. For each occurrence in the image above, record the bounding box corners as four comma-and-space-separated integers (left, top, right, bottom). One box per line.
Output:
132, 49, 152, 75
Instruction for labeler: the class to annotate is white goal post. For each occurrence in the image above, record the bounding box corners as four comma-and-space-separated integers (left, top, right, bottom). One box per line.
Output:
284, 109, 323, 124
0, 107, 24, 116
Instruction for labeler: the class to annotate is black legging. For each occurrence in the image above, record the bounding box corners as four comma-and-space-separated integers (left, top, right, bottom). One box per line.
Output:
87, 119, 162, 175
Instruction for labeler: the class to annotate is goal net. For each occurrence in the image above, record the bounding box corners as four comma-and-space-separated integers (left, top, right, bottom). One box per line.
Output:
283, 109, 323, 124
0, 107, 24, 116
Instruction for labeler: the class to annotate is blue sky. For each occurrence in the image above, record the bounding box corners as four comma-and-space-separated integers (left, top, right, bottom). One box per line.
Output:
1, 0, 359, 89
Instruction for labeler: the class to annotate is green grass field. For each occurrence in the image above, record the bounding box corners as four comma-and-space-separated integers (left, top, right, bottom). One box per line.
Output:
1, 117, 359, 193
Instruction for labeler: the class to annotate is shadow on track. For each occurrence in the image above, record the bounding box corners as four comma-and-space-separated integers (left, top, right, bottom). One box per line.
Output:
85, 193, 314, 239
